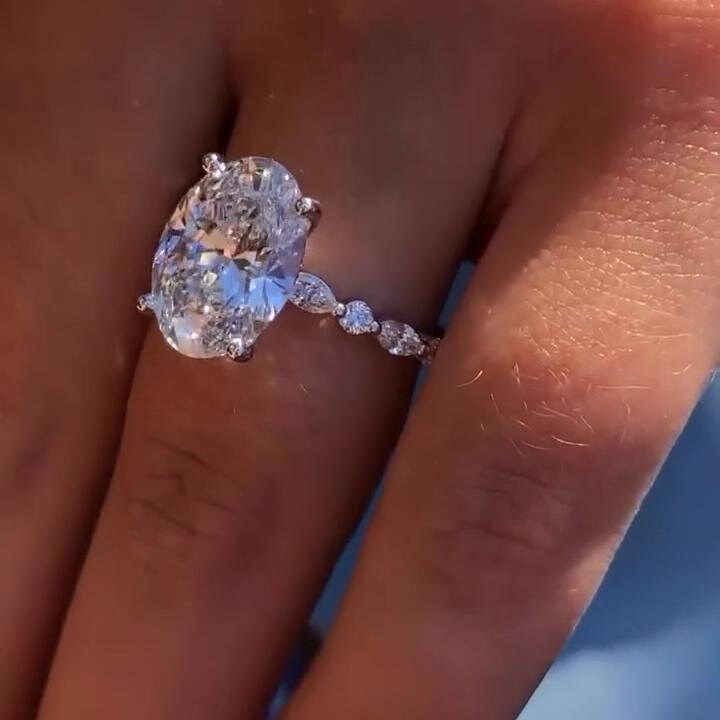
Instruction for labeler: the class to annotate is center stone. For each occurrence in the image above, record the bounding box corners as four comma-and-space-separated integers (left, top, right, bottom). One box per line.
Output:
150, 157, 310, 358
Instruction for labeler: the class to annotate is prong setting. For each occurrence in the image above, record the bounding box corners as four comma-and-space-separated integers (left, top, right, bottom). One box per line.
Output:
136, 293, 154, 314
202, 152, 226, 177
226, 341, 255, 363
296, 196, 322, 231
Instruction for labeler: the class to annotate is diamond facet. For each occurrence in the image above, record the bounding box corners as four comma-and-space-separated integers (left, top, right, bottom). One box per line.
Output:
338, 300, 376, 335
290, 272, 337, 314
149, 157, 310, 358
377, 320, 425, 357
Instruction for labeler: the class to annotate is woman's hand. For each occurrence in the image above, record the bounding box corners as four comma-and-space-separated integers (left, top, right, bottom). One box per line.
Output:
2, 1, 719, 718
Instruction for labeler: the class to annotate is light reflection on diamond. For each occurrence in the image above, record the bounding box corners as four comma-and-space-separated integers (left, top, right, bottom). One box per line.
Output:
150, 157, 309, 358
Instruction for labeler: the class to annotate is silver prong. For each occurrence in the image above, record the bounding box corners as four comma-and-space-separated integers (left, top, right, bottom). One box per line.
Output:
136, 293, 153, 314
296, 196, 322, 231
202, 152, 226, 177
226, 342, 254, 363
419, 336, 441, 364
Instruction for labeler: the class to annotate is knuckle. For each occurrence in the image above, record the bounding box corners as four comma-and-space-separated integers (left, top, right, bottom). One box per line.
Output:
0, 412, 55, 509
0, 367, 64, 509
422, 460, 576, 605
124, 433, 278, 570
419, 346, 687, 613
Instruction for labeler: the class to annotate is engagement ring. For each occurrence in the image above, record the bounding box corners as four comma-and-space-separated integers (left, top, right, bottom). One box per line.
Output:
138, 154, 440, 363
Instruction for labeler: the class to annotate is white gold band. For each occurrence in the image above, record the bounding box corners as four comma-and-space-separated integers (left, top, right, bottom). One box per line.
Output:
290, 272, 439, 363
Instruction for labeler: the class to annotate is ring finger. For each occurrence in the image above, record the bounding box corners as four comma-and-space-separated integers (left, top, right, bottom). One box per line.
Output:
38, 5, 517, 718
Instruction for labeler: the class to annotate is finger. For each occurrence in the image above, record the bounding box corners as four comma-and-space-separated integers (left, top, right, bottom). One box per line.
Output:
38, 4, 518, 719
0, 2, 228, 716
286, 5, 720, 719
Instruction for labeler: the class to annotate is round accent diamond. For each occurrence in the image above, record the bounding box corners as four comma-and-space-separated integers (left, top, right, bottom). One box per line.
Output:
150, 157, 310, 358
377, 320, 425, 357
338, 300, 376, 335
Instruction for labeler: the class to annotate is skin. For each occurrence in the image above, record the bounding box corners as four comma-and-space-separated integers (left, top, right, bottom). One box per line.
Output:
1, 0, 719, 718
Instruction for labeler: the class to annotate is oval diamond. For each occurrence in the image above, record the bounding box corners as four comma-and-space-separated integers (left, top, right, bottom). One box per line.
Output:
150, 157, 310, 358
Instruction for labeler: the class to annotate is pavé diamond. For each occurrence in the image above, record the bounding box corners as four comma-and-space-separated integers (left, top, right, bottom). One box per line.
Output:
150, 157, 310, 358
377, 320, 425, 356
338, 300, 377, 335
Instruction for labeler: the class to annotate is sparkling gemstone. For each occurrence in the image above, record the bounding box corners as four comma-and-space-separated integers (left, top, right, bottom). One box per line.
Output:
377, 320, 425, 357
338, 300, 376, 335
150, 157, 310, 358
290, 272, 337, 314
